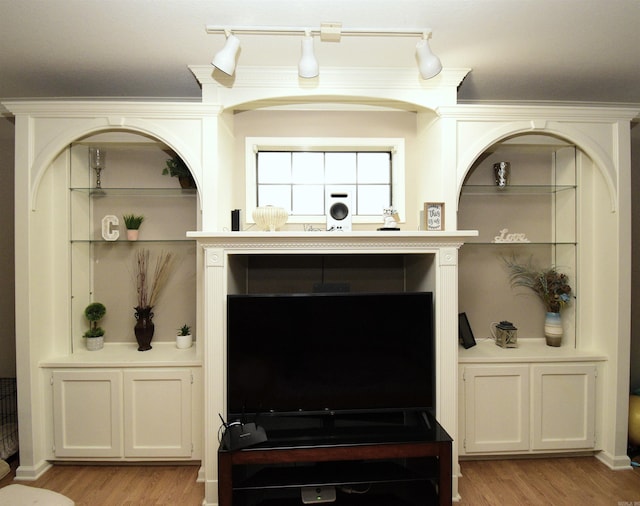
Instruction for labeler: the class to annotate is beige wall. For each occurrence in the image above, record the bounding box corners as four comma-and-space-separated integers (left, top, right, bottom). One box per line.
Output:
0, 115, 15, 377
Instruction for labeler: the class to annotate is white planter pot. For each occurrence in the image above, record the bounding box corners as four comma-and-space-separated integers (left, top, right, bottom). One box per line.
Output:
86, 336, 104, 351
176, 334, 192, 349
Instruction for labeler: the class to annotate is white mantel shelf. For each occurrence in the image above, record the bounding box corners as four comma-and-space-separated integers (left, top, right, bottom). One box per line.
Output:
187, 230, 479, 252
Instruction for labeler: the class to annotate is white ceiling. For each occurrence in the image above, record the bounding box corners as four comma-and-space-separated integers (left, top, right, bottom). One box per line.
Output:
0, 0, 639, 106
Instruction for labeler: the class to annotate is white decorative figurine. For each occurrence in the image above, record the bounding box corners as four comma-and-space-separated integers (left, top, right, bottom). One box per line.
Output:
379, 207, 400, 231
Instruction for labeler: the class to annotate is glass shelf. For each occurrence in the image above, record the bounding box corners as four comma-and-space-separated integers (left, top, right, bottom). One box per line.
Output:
70, 187, 197, 197
461, 185, 576, 195
70, 238, 195, 244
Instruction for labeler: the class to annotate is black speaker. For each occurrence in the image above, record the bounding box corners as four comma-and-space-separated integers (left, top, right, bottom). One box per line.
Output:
326, 190, 352, 231
231, 209, 240, 231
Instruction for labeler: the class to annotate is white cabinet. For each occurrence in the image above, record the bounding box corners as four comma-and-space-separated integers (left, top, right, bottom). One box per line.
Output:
531, 363, 596, 450
123, 369, 192, 458
51, 367, 196, 460
459, 357, 599, 456
461, 365, 530, 453
52, 370, 123, 458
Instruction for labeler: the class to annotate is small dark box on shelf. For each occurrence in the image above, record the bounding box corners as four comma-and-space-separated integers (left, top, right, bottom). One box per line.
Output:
231, 209, 241, 231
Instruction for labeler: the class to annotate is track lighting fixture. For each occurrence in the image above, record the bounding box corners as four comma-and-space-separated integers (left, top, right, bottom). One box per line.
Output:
415, 32, 442, 80
206, 24, 443, 80
211, 31, 241, 75
298, 32, 319, 78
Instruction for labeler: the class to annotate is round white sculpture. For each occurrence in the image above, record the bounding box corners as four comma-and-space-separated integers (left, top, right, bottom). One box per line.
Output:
252, 206, 288, 232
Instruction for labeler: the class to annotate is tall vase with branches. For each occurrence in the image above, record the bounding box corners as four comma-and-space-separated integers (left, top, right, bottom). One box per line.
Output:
503, 255, 573, 347
133, 249, 174, 351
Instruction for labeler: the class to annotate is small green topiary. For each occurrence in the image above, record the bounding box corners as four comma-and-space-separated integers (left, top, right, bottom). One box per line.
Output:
83, 302, 106, 338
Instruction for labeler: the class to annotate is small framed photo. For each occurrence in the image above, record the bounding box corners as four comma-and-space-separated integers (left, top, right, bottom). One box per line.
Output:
458, 312, 477, 349
424, 202, 445, 231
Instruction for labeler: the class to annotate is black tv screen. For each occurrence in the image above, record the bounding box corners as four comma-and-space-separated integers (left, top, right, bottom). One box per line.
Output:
226, 291, 434, 418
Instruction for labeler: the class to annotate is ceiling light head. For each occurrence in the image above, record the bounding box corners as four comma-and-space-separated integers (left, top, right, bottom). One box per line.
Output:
298, 32, 319, 78
212, 32, 241, 75
416, 32, 442, 80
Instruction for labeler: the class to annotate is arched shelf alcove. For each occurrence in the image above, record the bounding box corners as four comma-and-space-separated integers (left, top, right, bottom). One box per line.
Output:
456, 129, 616, 213
457, 131, 581, 348
56, 129, 201, 351
28, 124, 203, 212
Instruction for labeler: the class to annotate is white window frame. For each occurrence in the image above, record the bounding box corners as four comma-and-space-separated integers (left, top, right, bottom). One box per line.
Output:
245, 137, 405, 225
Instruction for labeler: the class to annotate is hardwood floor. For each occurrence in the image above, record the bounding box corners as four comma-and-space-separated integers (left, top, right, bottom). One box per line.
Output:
1, 455, 639, 505
458, 457, 640, 505
0, 456, 204, 505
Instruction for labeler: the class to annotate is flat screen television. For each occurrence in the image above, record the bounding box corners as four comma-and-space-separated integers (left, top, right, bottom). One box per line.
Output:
226, 291, 434, 420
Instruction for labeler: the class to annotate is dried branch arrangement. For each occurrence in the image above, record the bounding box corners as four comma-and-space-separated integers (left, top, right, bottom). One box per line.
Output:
134, 249, 174, 309
503, 255, 572, 313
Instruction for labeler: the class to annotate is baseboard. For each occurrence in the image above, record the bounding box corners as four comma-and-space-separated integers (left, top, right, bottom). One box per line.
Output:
452, 473, 460, 502
203, 478, 218, 506
13, 460, 52, 481
596, 450, 632, 470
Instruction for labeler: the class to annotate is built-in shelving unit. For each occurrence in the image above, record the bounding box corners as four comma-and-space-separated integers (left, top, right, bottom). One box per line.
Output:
458, 136, 577, 344
68, 136, 199, 351
4, 89, 635, 503
35, 133, 204, 464
456, 134, 607, 459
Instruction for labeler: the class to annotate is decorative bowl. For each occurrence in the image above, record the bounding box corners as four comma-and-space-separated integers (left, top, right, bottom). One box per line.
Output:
252, 206, 288, 231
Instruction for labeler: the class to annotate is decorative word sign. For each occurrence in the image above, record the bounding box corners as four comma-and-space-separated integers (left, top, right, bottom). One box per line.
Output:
424, 202, 445, 231
493, 228, 530, 243
101, 215, 120, 241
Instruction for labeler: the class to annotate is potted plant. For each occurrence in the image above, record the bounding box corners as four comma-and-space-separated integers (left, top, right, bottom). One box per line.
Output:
176, 324, 192, 349
503, 256, 572, 347
83, 302, 106, 351
123, 213, 144, 241
163, 155, 196, 189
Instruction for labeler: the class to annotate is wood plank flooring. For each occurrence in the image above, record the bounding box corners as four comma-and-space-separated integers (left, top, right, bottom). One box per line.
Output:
458, 457, 640, 505
1, 455, 640, 505
0, 456, 204, 505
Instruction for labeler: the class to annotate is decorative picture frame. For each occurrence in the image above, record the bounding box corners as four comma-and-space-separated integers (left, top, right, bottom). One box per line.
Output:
424, 202, 445, 231
458, 312, 477, 349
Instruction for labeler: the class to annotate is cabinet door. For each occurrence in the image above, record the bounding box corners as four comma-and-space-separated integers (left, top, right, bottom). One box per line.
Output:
531, 364, 596, 450
462, 365, 530, 453
123, 369, 192, 458
52, 370, 123, 457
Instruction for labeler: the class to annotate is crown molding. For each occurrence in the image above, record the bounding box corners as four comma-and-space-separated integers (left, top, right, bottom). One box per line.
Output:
1, 100, 221, 117
438, 103, 640, 122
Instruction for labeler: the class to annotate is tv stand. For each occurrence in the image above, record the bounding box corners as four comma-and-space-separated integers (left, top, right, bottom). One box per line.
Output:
218, 411, 452, 506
